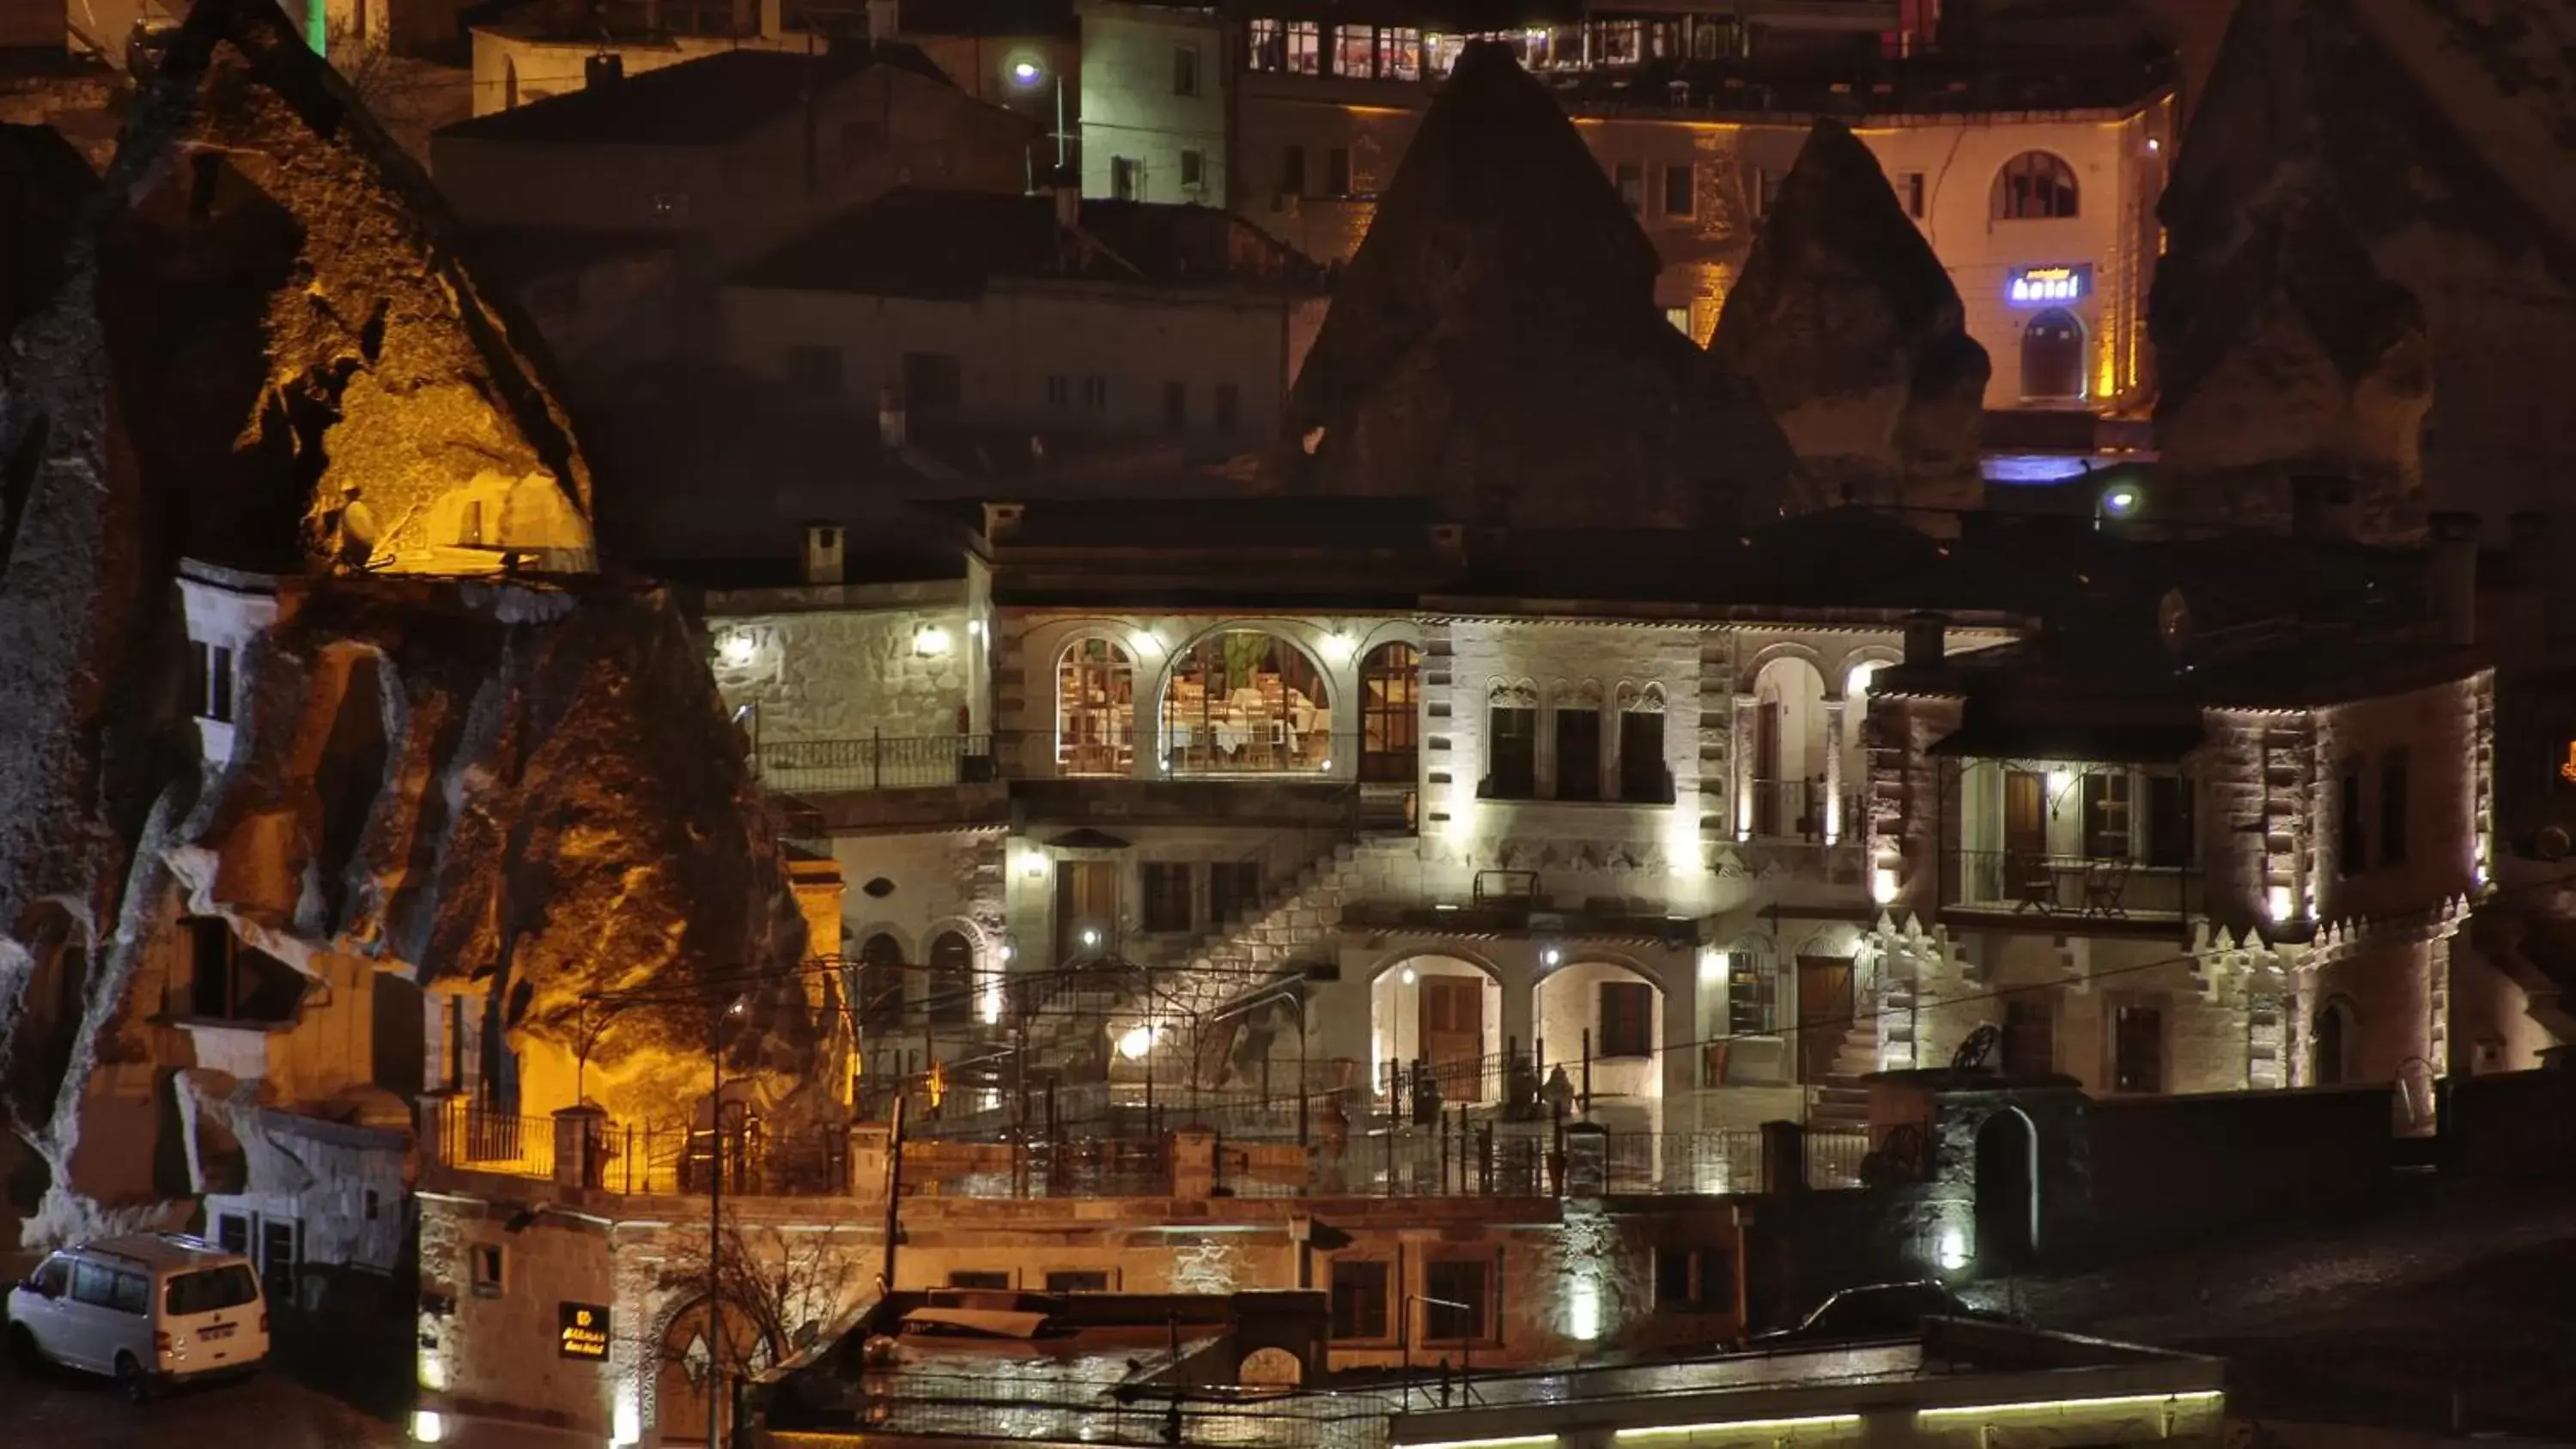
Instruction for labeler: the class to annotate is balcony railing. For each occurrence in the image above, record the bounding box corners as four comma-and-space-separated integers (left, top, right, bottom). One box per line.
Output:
756, 732, 998, 792
1949, 849, 2197, 921
1745, 778, 1866, 844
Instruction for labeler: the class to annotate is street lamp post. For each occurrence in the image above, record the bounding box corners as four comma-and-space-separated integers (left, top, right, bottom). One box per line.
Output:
708, 994, 744, 1449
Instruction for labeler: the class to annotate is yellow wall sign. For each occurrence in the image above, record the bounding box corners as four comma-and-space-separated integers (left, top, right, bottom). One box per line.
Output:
2560, 743, 2576, 785
559, 1301, 611, 1361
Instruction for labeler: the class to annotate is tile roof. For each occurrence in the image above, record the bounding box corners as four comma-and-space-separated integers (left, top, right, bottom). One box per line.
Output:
434, 42, 952, 148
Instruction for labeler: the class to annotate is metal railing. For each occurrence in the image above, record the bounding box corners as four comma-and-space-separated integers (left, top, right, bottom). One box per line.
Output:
1803, 1126, 1869, 1189
1603, 1130, 1767, 1194
756, 732, 997, 792
1950, 849, 2197, 920
1745, 778, 1867, 843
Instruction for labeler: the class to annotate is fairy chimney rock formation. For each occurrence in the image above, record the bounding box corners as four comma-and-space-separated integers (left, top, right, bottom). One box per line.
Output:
1710, 118, 1989, 517
2153, 0, 2576, 535
1270, 40, 1802, 530
103, 0, 594, 577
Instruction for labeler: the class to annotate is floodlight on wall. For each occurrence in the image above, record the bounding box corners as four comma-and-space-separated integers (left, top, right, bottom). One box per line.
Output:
1872, 867, 1899, 906
1080, 926, 1102, 949
1320, 630, 1357, 664
1119, 1023, 1157, 1061
1128, 628, 1162, 658
1400, 967, 1417, 985
413, 1411, 448, 1444
2267, 885, 2293, 924
418, 1349, 447, 1391
914, 624, 952, 657
716, 630, 757, 668
1012, 58, 1043, 84
1541, 947, 1563, 968
1020, 852, 1048, 880
1937, 1227, 1969, 1272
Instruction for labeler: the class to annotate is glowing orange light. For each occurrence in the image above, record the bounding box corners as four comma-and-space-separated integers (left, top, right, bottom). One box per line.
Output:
2559, 743, 2576, 785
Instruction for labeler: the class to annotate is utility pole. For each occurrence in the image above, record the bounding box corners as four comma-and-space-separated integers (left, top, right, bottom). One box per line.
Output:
708, 997, 726, 1449
879, 1094, 908, 1294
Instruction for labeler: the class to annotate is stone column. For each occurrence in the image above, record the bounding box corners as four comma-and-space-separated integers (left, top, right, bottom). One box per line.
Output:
1759, 1119, 1804, 1198
552, 1104, 609, 1191
1730, 694, 1759, 840
850, 1123, 893, 1200
1822, 699, 1847, 844
1563, 1122, 1607, 1198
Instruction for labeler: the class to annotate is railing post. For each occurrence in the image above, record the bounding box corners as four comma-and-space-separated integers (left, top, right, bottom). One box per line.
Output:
872, 726, 883, 790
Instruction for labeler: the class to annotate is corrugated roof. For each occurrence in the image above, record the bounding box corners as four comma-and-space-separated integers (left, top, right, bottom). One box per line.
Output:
435, 43, 953, 148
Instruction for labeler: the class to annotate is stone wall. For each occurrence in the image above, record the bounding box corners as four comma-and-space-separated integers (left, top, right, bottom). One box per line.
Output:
2085, 1083, 2393, 1252
709, 576, 989, 745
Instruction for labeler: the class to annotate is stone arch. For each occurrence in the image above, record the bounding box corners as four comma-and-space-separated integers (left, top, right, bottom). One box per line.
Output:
925, 929, 976, 1028
1973, 1106, 2039, 1270
1735, 641, 1827, 695
1533, 956, 1665, 1105
851, 929, 908, 1034
1747, 654, 1830, 838
1161, 626, 1334, 773
1835, 646, 1903, 702
1367, 952, 1504, 1106
2020, 306, 2087, 402
653, 1291, 776, 1446
1990, 149, 2078, 220
2313, 994, 2360, 1087
1358, 640, 1422, 784
1054, 633, 1137, 777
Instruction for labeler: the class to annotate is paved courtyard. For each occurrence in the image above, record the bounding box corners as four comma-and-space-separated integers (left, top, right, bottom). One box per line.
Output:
0, 1350, 408, 1447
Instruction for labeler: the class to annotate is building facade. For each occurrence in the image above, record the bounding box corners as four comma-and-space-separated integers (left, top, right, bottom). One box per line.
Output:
1076, 1, 2173, 409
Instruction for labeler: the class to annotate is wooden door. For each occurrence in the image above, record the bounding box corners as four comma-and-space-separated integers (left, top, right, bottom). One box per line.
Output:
1795, 955, 1855, 1083
2002, 770, 2046, 858
1054, 861, 1119, 963
1419, 975, 1484, 1102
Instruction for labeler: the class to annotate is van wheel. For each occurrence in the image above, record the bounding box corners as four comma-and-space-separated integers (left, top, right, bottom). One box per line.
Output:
4, 1323, 40, 1372
114, 1351, 155, 1404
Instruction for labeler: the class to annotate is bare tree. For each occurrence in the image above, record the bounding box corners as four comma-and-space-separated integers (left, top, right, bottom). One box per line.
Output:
654, 1212, 877, 1373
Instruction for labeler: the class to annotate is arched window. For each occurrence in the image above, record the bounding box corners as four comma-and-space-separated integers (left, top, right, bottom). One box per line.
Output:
1552, 680, 1604, 802
854, 933, 905, 1034
1990, 151, 2078, 220
2019, 307, 2087, 402
1615, 682, 1669, 803
926, 931, 975, 1028
1057, 638, 1134, 776
504, 58, 519, 109
1161, 631, 1332, 773
1484, 680, 1538, 799
2313, 997, 2356, 1086
1358, 643, 1420, 783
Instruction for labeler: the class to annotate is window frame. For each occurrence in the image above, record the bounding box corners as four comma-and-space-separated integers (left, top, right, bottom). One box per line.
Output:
1139, 862, 1194, 935
2379, 749, 2409, 866
1990, 150, 2080, 221
1171, 44, 1200, 97
1661, 161, 1695, 218
1485, 682, 1538, 799
1328, 1258, 1390, 1342
1420, 1257, 1496, 1346
1597, 979, 1654, 1059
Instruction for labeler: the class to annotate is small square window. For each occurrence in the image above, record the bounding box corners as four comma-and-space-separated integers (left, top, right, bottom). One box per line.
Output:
470, 1244, 506, 1299
1422, 1258, 1492, 1343
1180, 149, 1205, 189
1897, 170, 1926, 219
1046, 1270, 1110, 1294
1046, 373, 1070, 408
948, 1270, 1011, 1289
1662, 162, 1694, 217
1329, 1258, 1388, 1340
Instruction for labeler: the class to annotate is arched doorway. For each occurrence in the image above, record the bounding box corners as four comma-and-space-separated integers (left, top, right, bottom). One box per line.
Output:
1369, 956, 1501, 1106
1358, 642, 1420, 783
1973, 1108, 2038, 1273
1531, 961, 1664, 1122
926, 931, 975, 1028
2313, 997, 2355, 1086
854, 932, 905, 1034
503, 58, 519, 109
2019, 308, 2087, 402
657, 1295, 774, 1445
1748, 656, 1826, 840
1056, 638, 1135, 776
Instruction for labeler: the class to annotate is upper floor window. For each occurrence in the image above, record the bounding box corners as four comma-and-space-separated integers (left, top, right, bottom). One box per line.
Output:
1376, 27, 1420, 81
1246, 18, 1282, 70
1991, 151, 2079, 220
1358, 643, 1420, 783
1553, 681, 1604, 802
189, 640, 236, 724
2338, 761, 2367, 876
1285, 21, 1320, 74
1895, 170, 1926, 220
925, 930, 975, 1027
1331, 24, 1373, 77
1613, 162, 1643, 214
1057, 638, 1134, 776
1162, 630, 1333, 773
1172, 44, 1200, 97
855, 932, 906, 1034
1485, 681, 1538, 799
2379, 749, 2410, 867
1617, 683, 1670, 803
1662, 162, 1695, 218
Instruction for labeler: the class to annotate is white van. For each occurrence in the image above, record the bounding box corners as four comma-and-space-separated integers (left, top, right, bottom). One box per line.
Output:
5, 1233, 269, 1400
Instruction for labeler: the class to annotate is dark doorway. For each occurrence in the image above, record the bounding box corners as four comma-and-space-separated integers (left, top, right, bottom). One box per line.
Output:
1055, 861, 1119, 963
2313, 998, 2352, 1086
1795, 955, 1855, 1083
926, 931, 975, 1028
1419, 973, 1485, 1103
2019, 307, 2086, 401
1999, 999, 2052, 1077
1973, 1108, 2037, 1272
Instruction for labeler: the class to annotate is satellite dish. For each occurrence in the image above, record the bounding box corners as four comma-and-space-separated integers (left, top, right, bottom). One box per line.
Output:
2158, 587, 2193, 656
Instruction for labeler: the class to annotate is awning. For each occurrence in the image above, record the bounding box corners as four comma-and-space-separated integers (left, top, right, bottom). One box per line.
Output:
1044, 828, 1131, 851
1928, 719, 2204, 764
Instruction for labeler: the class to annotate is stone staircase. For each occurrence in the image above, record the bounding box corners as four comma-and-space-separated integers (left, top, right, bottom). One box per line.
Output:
1146, 832, 1419, 1029
1808, 1022, 1880, 1130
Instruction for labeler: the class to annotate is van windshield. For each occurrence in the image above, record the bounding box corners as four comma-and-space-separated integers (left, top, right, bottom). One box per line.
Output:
164, 1264, 259, 1317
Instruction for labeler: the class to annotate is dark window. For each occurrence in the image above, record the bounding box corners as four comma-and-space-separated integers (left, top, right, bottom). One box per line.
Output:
1662, 162, 1694, 217
1422, 1258, 1492, 1343
1209, 860, 1262, 925
1110, 156, 1142, 200
1179, 149, 1205, 189
1554, 704, 1601, 801
1897, 170, 1926, 219
1046, 1270, 1109, 1294
1614, 161, 1643, 213
1163, 380, 1187, 433
70, 1261, 122, 1311
1487, 700, 1537, 798
1081, 376, 1109, 411
902, 351, 963, 422
1329, 1258, 1388, 1340
1727, 952, 1777, 1036
2000, 998, 2052, 1076
2112, 1004, 2163, 1093
2339, 763, 2367, 875
784, 343, 842, 401
1751, 166, 1783, 217
1598, 979, 1653, 1058
1655, 1246, 1729, 1313
1046, 374, 1070, 408
2144, 774, 2195, 869
364, 1190, 380, 1221
926, 931, 975, 1027
189, 640, 236, 724
215, 1213, 250, 1255
1140, 863, 1194, 934
856, 933, 906, 1034
1281, 145, 1306, 197
1618, 708, 1668, 803
258, 1219, 298, 1304
2020, 306, 2087, 400
2379, 749, 2409, 866
470, 1244, 505, 1298
948, 1270, 1011, 1289
1172, 44, 1200, 96
1327, 147, 1351, 197
1213, 383, 1240, 434
186, 919, 301, 1022
1358, 644, 1421, 782
1991, 150, 2080, 220
2080, 772, 2130, 860
31, 1258, 66, 1298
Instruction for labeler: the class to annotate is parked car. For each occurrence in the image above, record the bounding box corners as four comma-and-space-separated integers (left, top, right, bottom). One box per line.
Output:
1746, 1281, 2014, 1349
5, 1234, 268, 1400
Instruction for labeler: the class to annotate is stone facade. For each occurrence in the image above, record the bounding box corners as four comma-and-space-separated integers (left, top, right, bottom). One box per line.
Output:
708, 570, 993, 745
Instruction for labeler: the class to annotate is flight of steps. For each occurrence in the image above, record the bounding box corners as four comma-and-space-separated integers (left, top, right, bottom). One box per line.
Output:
1808, 1022, 1880, 1131
1145, 832, 1418, 1027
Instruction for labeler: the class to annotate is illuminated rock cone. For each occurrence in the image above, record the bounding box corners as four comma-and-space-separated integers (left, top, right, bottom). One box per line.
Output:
1272, 40, 1802, 530
2154, 0, 2576, 536
1710, 118, 1988, 521
103, 0, 593, 576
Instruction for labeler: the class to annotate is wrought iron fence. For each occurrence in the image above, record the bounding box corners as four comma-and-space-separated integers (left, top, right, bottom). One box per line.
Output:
1803, 1127, 1870, 1190
1951, 849, 2197, 919
756, 732, 998, 792
1602, 1130, 1768, 1195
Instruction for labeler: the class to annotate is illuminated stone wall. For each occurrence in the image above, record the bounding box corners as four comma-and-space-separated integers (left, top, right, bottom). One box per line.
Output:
708, 575, 992, 744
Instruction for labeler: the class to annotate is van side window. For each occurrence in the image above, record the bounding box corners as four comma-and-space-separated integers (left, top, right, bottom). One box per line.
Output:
70, 1260, 142, 1313
109, 1270, 148, 1315
33, 1258, 68, 1296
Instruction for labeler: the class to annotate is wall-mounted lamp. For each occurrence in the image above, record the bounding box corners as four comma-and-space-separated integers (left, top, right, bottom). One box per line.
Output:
1541, 947, 1562, 968
1011, 58, 1043, 85
1320, 630, 1357, 665
1118, 1023, 1156, 1061
914, 624, 952, 657
716, 630, 757, 668
1128, 629, 1162, 658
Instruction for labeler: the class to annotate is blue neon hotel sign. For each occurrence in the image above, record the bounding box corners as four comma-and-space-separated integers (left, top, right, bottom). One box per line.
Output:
2007, 264, 2091, 306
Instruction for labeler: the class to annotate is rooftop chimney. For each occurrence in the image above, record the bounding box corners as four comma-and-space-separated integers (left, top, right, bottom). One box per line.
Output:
2290, 475, 2355, 542
1903, 610, 1946, 670
878, 385, 906, 451
2428, 511, 2478, 647
803, 522, 846, 585
866, 0, 895, 40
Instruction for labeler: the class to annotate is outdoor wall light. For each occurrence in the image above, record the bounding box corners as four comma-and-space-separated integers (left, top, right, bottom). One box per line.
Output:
1872, 867, 1899, 906
1011, 58, 1042, 84
1320, 630, 1357, 664
1937, 1227, 1970, 1272
2267, 885, 2294, 924
1080, 926, 1102, 949
1128, 628, 1161, 657
1541, 947, 1563, 967
1020, 852, 1048, 879
1400, 967, 1418, 985
914, 624, 952, 657
715, 630, 756, 668
2100, 484, 2142, 518
1118, 1023, 1157, 1061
